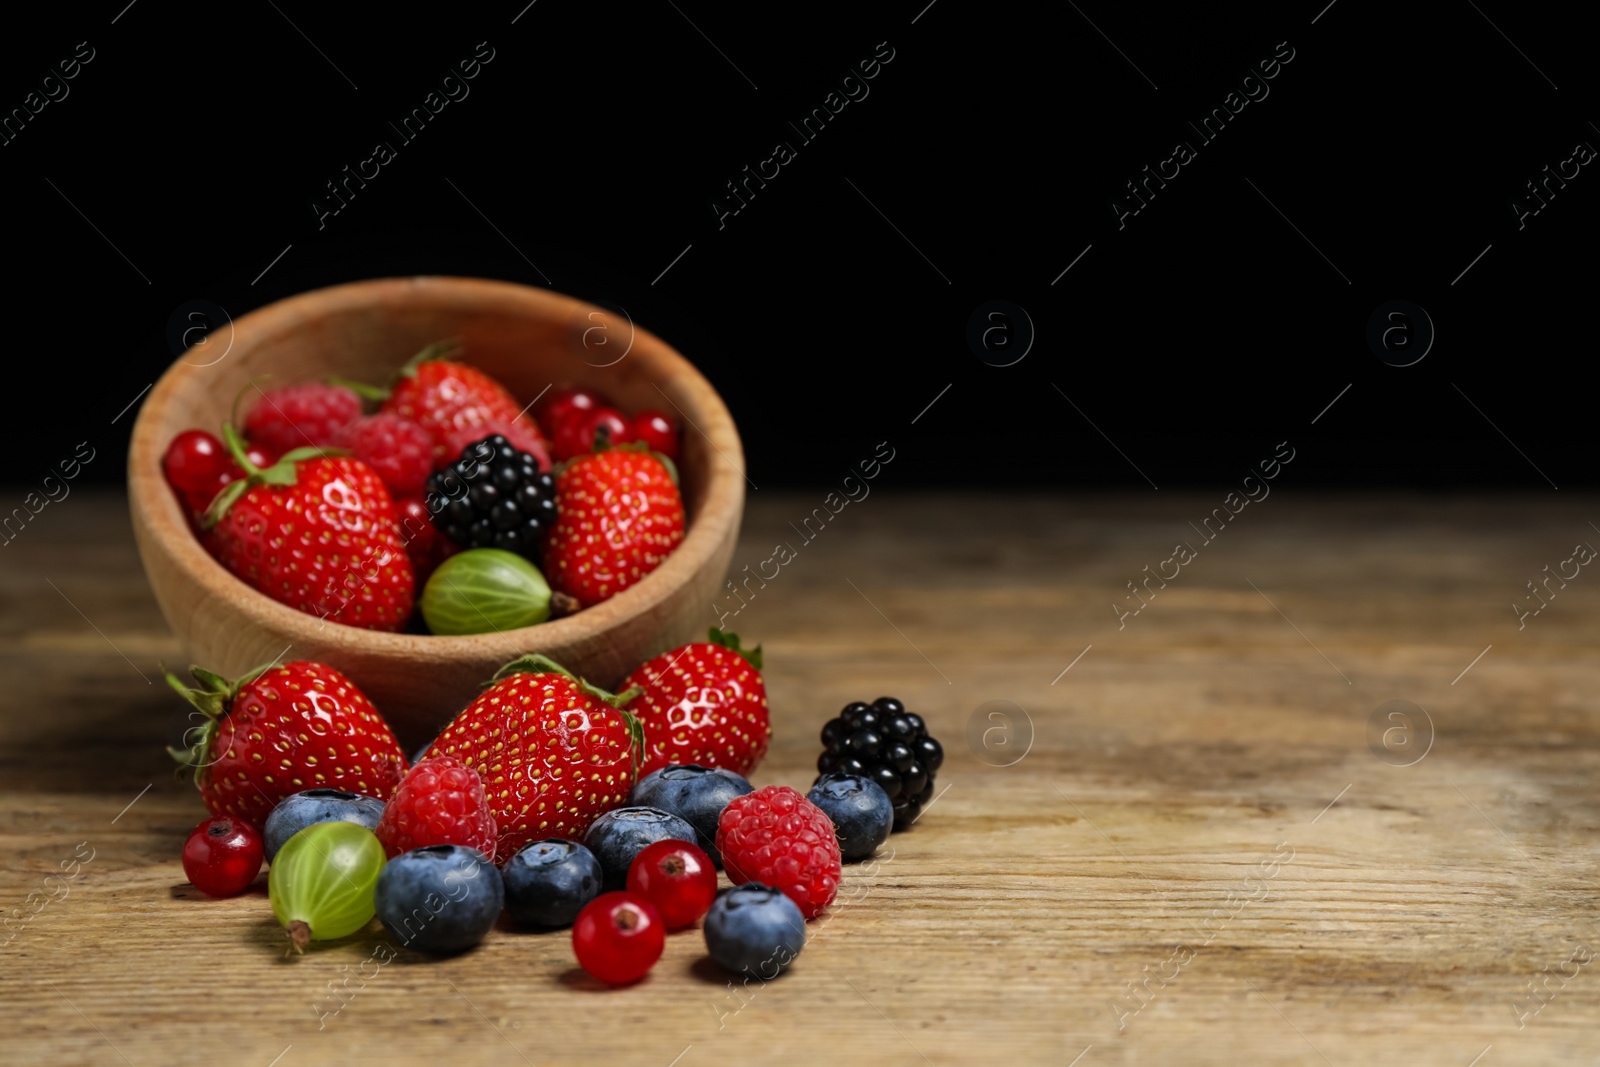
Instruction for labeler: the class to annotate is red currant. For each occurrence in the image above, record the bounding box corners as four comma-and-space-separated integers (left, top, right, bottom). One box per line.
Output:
182, 816, 264, 898
163, 430, 229, 497
571, 892, 665, 984
631, 411, 679, 461
537, 386, 608, 436
553, 407, 634, 461
626, 840, 715, 928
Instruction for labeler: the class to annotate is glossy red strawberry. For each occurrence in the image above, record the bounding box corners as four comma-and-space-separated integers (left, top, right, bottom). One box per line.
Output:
543, 444, 685, 608
368, 342, 551, 471
622, 629, 770, 776
202, 426, 414, 631
167, 660, 409, 831
424, 655, 644, 862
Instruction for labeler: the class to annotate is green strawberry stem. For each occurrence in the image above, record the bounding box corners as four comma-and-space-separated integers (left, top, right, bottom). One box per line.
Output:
327, 376, 389, 403
397, 339, 462, 379
707, 628, 763, 671
200, 424, 339, 529
164, 661, 275, 782
326, 339, 463, 405
488, 653, 647, 777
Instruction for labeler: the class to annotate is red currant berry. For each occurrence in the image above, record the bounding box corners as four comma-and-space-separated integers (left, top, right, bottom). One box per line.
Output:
163, 430, 229, 497
582, 407, 634, 449
631, 411, 679, 461
571, 892, 665, 984
626, 840, 715, 928
537, 386, 608, 436
182, 816, 264, 898
552, 406, 635, 461
243, 443, 277, 470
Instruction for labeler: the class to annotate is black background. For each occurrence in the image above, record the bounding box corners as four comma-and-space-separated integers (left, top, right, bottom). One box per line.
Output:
1, 1, 1591, 490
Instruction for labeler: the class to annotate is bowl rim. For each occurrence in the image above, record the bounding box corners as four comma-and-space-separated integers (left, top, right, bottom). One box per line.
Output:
127, 274, 745, 661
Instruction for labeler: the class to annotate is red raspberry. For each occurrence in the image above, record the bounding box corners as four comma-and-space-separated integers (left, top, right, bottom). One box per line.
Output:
715, 785, 841, 919
333, 414, 434, 498
244, 382, 362, 456
375, 756, 498, 859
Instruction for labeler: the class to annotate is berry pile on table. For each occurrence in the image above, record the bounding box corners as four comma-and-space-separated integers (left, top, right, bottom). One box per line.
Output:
158, 342, 685, 635
167, 625, 948, 985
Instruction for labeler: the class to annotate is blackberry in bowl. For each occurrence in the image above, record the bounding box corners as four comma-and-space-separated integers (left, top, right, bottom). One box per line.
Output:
426, 434, 557, 560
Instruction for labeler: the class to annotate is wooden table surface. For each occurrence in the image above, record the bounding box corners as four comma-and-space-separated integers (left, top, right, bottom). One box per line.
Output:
5, 489, 1600, 1066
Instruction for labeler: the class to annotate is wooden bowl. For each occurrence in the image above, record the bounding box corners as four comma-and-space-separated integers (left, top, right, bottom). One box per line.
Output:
128, 276, 745, 743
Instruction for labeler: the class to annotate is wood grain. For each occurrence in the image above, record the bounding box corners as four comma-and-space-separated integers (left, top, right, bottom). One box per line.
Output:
5, 490, 1600, 1066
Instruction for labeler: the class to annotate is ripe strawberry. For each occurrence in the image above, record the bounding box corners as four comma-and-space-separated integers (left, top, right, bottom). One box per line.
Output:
167, 660, 408, 831
543, 443, 685, 608
622, 629, 771, 776
424, 655, 645, 862
243, 382, 362, 456
202, 426, 415, 631
375, 755, 498, 859
361, 342, 551, 471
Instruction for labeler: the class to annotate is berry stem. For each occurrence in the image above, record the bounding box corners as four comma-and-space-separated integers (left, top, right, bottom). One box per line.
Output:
286, 920, 311, 954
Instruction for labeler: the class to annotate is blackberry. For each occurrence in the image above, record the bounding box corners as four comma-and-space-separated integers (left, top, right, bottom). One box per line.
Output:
815, 696, 943, 831
424, 434, 557, 561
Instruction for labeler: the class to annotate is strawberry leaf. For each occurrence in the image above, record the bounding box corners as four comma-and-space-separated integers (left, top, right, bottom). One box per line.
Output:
708, 628, 763, 671
200, 478, 250, 530
164, 660, 282, 782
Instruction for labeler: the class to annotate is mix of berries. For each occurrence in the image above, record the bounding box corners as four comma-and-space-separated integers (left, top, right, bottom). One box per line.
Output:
158, 345, 683, 635
166, 647, 941, 981
816, 697, 945, 830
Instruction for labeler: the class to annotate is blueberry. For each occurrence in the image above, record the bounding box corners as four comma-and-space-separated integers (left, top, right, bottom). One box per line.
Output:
501, 839, 602, 928
375, 845, 503, 955
627, 765, 753, 868
262, 789, 385, 863
583, 806, 698, 890
704, 883, 806, 978
411, 738, 437, 766
807, 774, 893, 862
